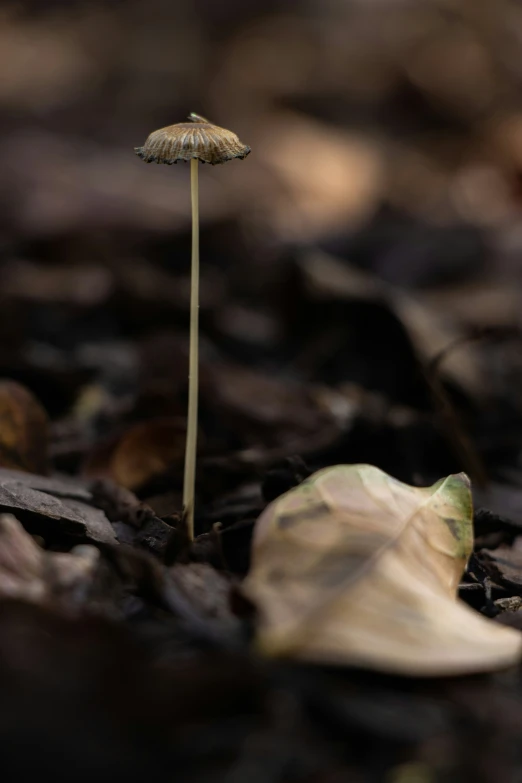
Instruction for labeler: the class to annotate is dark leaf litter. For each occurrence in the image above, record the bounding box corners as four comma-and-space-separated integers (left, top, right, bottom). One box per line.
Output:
4, 254, 522, 781
6, 2, 522, 779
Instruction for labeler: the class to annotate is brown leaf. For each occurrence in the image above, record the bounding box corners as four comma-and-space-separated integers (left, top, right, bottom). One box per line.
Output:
205, 361, 340, 457
476, 545, 522, 592
0, 468, 93, 502
0, 468, 117, 546
474, 483, 522, 530
89, 478, 177, 558
254, 112, 383, 242
0, 514, 104, 610
299, 250, 485, 399
0, 380, 50, 474
50, 545, 104, 609
0, 513, 47, 602
111, 418, 185, 491
165, 563, 240, 635
83, 418, 186, 492
243, 465, 522, 676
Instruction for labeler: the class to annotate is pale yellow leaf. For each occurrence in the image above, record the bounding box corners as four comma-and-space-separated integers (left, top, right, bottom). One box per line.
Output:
243, 465, 522, 676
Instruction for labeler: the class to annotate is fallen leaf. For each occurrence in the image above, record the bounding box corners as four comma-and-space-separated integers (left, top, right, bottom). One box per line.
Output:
111, 418, 186, 491
165, 563, 240, 636
0, 513, 47, 602
83, 418, 186, 492
0, 468, 117, 546
474, 483, 522, 530
0, 469, 94, 502
50, 545, 105, 609
0, 514, 105, 610
255, 112, 383, 242
422, 280, 522, 330
475, 545, 522, 592
0, 380, 50, 474
89, 478, 176, 558
243, 464, 522, 676
300, 250, 484, 399
206, 361, 340, 455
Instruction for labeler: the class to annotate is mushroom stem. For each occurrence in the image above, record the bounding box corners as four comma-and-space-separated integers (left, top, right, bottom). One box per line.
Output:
182, 158, 199, 541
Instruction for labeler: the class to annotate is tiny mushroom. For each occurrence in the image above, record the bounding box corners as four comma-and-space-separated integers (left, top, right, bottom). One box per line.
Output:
135, 114, 250, 541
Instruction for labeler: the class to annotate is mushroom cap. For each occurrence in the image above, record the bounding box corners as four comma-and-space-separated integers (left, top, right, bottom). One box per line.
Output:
135, 113, 251, 166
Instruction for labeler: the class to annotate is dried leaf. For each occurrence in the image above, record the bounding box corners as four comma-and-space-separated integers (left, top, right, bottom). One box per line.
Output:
243, 465, 522, 676
0, 514, 103, 609
0, 469, 94, 502
208, 362, 338, 448
0, 468, 117, 546
0, 514, 47, 602
50, 545, 104, 609
474, 483, 522, 530
89, 478, 176, 557
83, 418, 186, 492
0, 380, 50, 474
165, 563, 240, 636
300, 250, 485, 399
475, 546, 522, 592
255, 112, 383, 242
111, 418, 185, 491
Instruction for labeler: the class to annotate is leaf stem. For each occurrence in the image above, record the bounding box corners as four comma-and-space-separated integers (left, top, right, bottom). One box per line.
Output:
182, 158, 199, 541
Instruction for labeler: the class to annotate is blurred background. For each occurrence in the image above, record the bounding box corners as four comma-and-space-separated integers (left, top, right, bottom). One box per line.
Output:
3, 0, 522, 514
4, 3, 522, 781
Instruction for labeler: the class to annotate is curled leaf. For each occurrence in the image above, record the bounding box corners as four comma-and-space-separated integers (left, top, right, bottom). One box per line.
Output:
243, 465, 522, 676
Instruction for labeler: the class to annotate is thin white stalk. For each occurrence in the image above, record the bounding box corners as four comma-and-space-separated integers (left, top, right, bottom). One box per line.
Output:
182, 158, 199, 541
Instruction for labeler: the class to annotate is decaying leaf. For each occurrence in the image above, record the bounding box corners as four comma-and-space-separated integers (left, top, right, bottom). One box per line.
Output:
0, 380, 50, 474
165, 563, 241, 637
0, 513, 47, 602
0, 513, 103, 609
111, 418, 186, 491
207, 361, 339, 451
299, 250, 485, 398
0, 467, 117, 546
474, 483, 522, 531
83, 418, 186, 492
475, 545, 522, 592
256, 112, 383, 242
243, 464, 522, 676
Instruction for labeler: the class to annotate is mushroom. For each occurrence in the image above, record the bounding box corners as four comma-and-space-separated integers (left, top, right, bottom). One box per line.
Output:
135, 114, 250, 540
